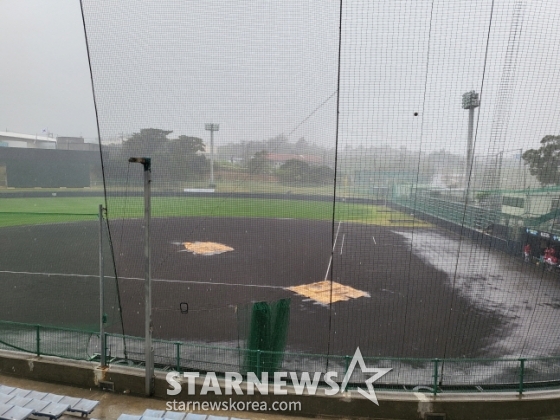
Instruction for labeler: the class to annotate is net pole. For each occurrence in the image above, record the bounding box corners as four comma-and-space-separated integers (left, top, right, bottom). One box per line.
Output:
128, 157, 153, 396
210, 129, 214, 185
143, 160, 153, 396
99, 204, 106, 368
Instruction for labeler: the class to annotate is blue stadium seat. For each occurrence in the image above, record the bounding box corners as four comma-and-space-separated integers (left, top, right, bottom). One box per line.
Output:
0, 385, 99, 418
143, 409, 165, 417
184, 414, 207, 420
163, 412, 187, 420
0, 386, 15, 396
185, 413, 206, 420
0, 403, 34, 420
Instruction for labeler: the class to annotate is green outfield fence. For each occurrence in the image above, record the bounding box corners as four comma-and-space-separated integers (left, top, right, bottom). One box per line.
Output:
1, 320, 560, 395
394, 194, 520, 233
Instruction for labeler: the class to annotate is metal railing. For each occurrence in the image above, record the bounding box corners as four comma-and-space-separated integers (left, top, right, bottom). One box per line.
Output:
1, 320, 560, 395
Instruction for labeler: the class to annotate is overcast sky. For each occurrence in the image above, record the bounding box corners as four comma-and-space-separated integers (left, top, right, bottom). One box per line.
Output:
2, 0, 560, 157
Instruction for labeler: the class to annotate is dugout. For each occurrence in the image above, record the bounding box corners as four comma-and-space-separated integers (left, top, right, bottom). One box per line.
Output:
523, 228, 560, 258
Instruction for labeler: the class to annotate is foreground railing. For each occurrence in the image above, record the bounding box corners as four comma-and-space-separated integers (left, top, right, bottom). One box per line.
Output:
1, 320, 559, 395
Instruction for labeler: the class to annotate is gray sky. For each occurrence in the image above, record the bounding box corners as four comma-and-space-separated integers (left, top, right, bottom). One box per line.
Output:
0, 0, 96, 139
2, 0, 560, 156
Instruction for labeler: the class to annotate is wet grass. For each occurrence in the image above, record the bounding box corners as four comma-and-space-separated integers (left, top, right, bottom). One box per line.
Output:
0, 196, 429, 228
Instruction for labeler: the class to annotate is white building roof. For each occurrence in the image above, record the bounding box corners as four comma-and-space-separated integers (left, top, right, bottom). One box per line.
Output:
0, 131, 56, 142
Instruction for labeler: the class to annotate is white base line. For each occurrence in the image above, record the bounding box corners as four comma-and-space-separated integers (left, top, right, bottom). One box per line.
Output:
372, 235, 377, 245
340, 234, 345, 255
325, 221, 342, 280
0, 270, 284, 289
324, 257, 332, 281
332, 220, 342, 252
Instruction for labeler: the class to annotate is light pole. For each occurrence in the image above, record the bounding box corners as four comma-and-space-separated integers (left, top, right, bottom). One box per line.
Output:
462, 91, 480, 202
128, 157, 153, 396
205, 123, 219, 187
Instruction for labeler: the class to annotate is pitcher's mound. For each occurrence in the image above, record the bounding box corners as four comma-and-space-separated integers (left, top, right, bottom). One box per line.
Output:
183, 241, 234, 256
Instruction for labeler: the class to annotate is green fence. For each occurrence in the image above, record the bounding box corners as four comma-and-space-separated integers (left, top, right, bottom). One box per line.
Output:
394, 194, 523, 240
1, 320, 560, 395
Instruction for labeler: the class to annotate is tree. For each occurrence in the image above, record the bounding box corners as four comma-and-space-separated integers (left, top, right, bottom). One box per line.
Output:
122, 128, 172, 155
168, 135, 208, 181
522, 135, 560, 185
171, 135, 206, 155
248, 150, 271, 175
308, 165, 335, 185
278, 159, 335, 185
120, 130, 209, 182
278, 159, 310, 184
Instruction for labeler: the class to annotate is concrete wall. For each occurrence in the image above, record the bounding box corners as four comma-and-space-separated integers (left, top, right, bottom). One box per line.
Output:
0, 147, 99, 188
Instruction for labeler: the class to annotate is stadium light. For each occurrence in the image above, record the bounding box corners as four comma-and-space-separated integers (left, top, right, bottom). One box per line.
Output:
462, 91, 480, 201
205, 124, 219, 187
128, 157, 154, 396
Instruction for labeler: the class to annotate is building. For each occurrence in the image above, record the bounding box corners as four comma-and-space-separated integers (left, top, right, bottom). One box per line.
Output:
0, 131, 56, 149
57, 137, 99, 151
0, 132, 98, 151
0, 132, 100, 188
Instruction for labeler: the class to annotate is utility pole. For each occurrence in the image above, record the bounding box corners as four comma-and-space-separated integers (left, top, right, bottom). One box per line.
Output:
462, 91, 480, 202
205, 124, 220, 187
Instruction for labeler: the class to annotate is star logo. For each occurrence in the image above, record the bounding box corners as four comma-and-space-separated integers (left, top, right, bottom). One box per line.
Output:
340, 347, 392, 405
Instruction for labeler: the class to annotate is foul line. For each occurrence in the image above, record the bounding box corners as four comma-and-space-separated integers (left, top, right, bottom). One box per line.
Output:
0, 270, 284, 290
325, 221, 342, 280
372, 235, 377, 245
340, 234, 345, 255
332, 220, 342, 252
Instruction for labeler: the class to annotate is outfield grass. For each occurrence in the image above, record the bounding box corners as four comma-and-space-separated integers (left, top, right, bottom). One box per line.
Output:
0, 196, 429, 228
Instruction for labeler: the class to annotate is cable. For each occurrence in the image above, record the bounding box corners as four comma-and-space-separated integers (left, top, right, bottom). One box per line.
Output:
79, 0, 128, 358
441, 0, 497, 369
400, 0, 435, 357
326, 0, 344, 364
286, 90, 338, 139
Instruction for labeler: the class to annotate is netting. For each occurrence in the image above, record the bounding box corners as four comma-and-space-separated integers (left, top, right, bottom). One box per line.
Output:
240, 299, 291, 375
3, 0, 560, 390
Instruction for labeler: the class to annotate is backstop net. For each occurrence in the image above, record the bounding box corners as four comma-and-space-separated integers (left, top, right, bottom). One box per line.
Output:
3, 0, 560, 384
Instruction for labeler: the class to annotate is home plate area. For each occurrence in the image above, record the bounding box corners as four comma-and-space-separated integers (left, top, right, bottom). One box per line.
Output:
288, 280, 370, 305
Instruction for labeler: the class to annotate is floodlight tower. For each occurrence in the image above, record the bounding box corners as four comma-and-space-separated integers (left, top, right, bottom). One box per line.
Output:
462, 91, 480, 201
205, 123, 219, 187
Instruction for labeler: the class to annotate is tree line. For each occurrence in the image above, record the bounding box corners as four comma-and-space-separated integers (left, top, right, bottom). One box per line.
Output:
102, 128, 209, 183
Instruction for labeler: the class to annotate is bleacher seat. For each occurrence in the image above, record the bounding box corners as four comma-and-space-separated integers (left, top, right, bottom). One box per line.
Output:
0, 385, 99, 418
0, 393, 69, 420
163, 412, 187, 420
184, 415, 207, 420
0, 402, 34, 420
123, 412, 250, 420
0, 387, 15, 395
143, 409, 165, 417
9, 390, 31, 398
